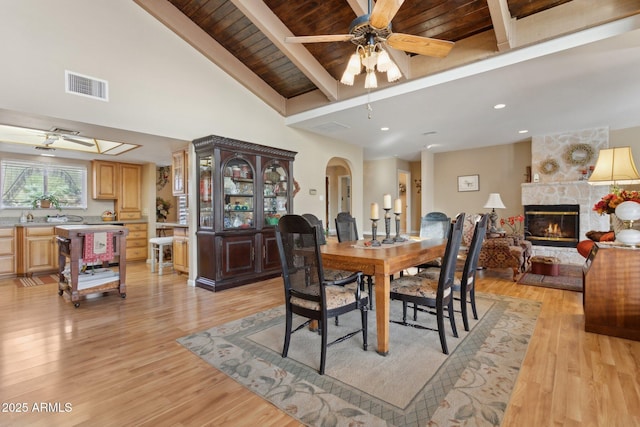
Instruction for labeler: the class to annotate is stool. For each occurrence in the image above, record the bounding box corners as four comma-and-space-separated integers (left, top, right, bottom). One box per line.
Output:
530, 256, 560, 276
149, 237, 174, 274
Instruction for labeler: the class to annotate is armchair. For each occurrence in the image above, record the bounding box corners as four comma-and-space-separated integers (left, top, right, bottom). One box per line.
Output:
478, 236, 527, 281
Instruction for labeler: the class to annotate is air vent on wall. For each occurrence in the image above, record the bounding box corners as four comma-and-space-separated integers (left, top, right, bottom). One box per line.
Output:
65, 70, 109, 101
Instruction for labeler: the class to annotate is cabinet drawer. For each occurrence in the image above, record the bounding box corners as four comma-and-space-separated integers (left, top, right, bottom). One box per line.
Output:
128, 230, 147, 240
127, 238, 147, 248
0, 227, 14, 238
126, 247, 147, 260
126, 223, 147, 232
173, 227, 188, 238
26, 227, 55, 237
120, 211, 142, 220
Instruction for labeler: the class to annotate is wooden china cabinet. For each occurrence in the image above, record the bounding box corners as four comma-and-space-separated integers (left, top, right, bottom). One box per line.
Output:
192, 134, 296, 291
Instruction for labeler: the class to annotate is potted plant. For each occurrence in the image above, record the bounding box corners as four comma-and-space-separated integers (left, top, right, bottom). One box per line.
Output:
32, 194, 62, 210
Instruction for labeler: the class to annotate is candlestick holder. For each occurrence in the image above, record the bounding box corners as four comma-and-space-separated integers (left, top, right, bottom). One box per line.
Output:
370, 218, 381, 246
394, 213, 406, 242
382, 208, 394, 244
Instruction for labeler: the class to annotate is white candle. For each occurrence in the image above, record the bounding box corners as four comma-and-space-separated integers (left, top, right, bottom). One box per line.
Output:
383, 194, 392, 209
394, 198, 402, 214
370, 202, 379, 220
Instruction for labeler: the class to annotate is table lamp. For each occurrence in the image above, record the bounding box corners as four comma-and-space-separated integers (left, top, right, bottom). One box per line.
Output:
484, 193, 506, 233
588, 147, 640, 187
614, 201, 640, 245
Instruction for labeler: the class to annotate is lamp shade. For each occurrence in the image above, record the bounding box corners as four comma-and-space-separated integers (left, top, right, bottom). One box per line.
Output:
588, 147, 640, 186
484, 193, 506, 209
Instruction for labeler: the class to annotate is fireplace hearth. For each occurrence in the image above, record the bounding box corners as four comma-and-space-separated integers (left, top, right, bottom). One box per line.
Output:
524, 204, 580, 247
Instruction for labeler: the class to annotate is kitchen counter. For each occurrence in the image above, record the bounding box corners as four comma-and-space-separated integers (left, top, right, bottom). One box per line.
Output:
4, 217, 149, 227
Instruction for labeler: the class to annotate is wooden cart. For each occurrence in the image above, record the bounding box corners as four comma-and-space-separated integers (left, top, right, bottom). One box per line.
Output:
55, 224, 129, 307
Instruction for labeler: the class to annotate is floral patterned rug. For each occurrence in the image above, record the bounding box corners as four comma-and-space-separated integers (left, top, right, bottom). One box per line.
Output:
178, 293, 540, 426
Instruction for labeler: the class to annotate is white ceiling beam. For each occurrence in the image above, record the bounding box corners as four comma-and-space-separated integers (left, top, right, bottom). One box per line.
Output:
133, 0, 286, 115
487, 0, 515, 51
232, 0, 338, 102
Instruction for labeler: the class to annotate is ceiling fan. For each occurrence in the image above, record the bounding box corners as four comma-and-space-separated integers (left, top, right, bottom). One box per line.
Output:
41, 133, 94, 147
284, 0, 454, 87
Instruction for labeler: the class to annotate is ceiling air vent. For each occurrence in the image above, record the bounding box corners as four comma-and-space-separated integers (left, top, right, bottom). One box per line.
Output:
65, 70, 108, 101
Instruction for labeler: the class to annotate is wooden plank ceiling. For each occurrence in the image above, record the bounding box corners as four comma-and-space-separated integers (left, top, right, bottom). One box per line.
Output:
138, 0, 577, 114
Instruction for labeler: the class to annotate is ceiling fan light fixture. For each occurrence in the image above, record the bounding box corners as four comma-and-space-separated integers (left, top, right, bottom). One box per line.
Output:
376, 48, 391, 72
346, 51, 362, 75
364, 70, 377, 89
340, 70, 355, 86
386, 62, 402, 82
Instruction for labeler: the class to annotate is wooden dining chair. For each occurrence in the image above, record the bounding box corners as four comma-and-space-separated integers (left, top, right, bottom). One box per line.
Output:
276, 214, 369, 375
418, 214, 488, 330
389, 212, 465, 354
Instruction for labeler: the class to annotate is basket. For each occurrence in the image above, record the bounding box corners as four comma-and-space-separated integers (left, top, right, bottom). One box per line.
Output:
102, 215, 115, 222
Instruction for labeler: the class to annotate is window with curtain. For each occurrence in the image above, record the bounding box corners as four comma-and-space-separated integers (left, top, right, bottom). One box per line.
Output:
0, 160, 87, 209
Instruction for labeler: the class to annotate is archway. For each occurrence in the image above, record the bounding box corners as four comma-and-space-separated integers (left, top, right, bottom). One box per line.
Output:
325, 157, 353, 236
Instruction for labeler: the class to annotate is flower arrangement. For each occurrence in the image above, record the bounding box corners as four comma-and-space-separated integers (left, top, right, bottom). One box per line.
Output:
156, 197, 171, 222
500, 215, 524, 235
593, 188, 640, 215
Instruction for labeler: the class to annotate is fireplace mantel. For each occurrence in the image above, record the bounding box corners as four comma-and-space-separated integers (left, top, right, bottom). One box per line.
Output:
521, 180, 609, 264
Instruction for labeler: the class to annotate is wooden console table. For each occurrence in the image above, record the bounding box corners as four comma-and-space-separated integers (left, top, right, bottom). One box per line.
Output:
55, 225, 129, 308
583, 242, 640, 341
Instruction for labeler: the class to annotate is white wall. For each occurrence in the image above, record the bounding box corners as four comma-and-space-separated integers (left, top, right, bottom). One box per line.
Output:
0, 0, 365, 225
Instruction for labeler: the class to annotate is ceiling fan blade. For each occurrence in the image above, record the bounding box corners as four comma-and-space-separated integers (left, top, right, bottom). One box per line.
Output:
370, 0, 404, 30
387, 33, 454, 58
60, 135, 95, 147
285, 34, 354, 43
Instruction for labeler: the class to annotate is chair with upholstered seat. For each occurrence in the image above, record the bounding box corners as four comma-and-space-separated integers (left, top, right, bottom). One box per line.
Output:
307, 213, 374, 310
416, 212, 451, 271
418, 214, 488, 331
276, 214, 368, 375
389, 213, 465, 354
335, 211, 359, 242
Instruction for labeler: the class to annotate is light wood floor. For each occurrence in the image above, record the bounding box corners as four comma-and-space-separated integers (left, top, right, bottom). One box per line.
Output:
1, 263, 639, 426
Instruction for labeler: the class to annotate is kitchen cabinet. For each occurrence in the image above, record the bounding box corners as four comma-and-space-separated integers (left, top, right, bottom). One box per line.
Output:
0, 227, 16, 277
172, 150, 188, 196
17, 226, 59, 276
91, 160, 142, 220
91, 160, 118, 199
172, 227, 188, 274
193, 134, 296, 291
124, 223, 147, 261
116, 163, 142, 220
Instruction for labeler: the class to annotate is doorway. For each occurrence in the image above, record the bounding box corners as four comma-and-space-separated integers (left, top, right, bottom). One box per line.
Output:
338, 175, 351, 213
325, 158, 352, 236
398, 170, 410, 234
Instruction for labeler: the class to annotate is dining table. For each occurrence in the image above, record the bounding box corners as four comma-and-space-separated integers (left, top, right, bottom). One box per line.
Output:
320, 238, 447, 355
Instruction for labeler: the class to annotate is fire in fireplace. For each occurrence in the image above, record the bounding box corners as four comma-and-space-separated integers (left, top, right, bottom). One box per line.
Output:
524, 204, 580, 247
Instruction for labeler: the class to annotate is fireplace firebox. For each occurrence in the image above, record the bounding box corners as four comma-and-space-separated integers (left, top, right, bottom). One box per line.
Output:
524, 204, 580, 247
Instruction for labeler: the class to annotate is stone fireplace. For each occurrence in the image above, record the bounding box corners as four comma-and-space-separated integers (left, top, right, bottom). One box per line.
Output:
521, 127, 610, 265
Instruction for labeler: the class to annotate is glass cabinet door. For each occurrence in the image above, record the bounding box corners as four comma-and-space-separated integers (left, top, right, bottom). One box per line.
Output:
223, 157, 254, 230
263, 161, 288, 226
198, 154, 213, 228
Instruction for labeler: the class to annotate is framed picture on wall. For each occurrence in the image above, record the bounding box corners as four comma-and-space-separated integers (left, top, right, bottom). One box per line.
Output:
457, 174, 479, 192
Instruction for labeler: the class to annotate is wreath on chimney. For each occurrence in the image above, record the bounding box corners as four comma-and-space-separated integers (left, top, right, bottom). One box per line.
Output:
564, 143, 594, 166
539, 158, 559, 175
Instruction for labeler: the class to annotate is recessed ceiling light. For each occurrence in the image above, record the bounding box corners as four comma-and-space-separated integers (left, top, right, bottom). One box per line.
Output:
381, 127, 389, 131
518, 129, 529, 134
40, 153, 56, 157
493, 103, 506, 109
426, 144, 441, 149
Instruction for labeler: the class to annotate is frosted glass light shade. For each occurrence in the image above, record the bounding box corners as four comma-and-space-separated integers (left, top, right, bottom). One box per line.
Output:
615, 201, 640, 221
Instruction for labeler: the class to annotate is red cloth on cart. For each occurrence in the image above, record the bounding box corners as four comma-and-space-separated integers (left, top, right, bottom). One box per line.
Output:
83, 232, 114, 263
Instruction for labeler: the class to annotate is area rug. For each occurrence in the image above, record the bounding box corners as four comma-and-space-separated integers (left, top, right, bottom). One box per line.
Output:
518, 264, 583, 292
14, 274, 59, 288
178, 293, 541, 426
